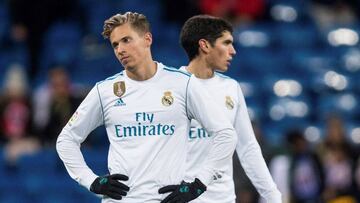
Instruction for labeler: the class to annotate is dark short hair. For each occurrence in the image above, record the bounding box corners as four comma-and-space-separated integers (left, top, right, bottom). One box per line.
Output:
180, 15, 233, 61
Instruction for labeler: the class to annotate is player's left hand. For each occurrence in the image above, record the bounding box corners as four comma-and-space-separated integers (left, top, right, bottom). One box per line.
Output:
158, 178, 206, 203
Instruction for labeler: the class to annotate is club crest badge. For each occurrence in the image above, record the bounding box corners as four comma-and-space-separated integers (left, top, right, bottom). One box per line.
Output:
68, 111, 79, 127
113, 81, 126, 97
162, 91, 174, 106
225, 96, 234, 110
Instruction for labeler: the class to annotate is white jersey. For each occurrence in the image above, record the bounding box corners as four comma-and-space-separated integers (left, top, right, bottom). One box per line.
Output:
180, 67, 282, 203
56, 62, 237, 203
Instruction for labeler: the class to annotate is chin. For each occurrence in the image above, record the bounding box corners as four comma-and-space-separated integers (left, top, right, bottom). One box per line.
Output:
216, 67, 228, 73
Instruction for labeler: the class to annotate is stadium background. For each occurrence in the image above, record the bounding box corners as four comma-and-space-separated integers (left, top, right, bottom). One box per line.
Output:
1, 0, 360, 202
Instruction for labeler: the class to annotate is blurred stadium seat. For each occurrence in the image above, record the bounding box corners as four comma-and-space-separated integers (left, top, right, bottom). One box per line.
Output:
39, 22, 82, 72
0, 2, 8, 41
82, 148, 109, 175
268, 0, 311, 23
273, 22, 321, 49
316, 92, 359, 121
81, 0, 117, 37
0, 148, 104, 202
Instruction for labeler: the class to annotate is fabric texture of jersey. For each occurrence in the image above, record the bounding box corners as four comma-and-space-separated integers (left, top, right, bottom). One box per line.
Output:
180, 66, 282, 203
56, 62, 237, 203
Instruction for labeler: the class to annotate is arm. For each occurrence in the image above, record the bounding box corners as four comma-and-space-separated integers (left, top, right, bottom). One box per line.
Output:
186, 76, 238, 186
56, 85, 103, 190
234, 83, 282, 202
159, 76, 237, 203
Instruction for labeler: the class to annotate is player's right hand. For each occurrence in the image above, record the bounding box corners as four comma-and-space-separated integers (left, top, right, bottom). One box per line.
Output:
90, 174, 130, 200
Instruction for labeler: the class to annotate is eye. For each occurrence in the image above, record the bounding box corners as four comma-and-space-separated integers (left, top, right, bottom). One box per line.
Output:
122, 37, 131, 43
112, 42, 118, 49
224, 40, 233, 45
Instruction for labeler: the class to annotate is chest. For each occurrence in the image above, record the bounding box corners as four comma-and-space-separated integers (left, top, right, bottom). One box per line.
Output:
101, 81, 187, 126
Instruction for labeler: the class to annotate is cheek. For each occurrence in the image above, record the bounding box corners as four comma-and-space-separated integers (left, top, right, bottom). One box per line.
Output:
212, 48, 224, 58
207, 53, 217, 64
214, 50, 226, 63
130, 42, 145, 56
133, 48, 144, 60
219, 48, 228, 58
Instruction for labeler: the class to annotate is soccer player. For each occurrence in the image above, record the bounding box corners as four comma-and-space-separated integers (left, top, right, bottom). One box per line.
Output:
159, 15, 282, 202
56, 12, 237, 202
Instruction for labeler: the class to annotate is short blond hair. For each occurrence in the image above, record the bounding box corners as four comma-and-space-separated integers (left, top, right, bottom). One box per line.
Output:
102, 12, 150, 39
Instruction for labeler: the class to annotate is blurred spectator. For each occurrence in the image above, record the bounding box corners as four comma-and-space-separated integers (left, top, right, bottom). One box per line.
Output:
0, 64, 40, 165
309, 0, 359, 31
270, 129, 324, 203
286, 129, 324, 203
33, 66, 82, 147
322, 144, 356, 202
269, 154, 291, 203
355, 158, 360, 201
316, 115, 357, 202
199, 0, 266, 25
317, 115, 356, 160
7, 0, 85, 80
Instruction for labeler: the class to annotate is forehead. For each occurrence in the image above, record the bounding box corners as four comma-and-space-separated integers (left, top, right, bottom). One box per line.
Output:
109, 23, 141, 42
216, 31, 233, 41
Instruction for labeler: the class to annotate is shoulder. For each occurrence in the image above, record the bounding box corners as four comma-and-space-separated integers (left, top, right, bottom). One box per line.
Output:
215, 72, 239, 86
91, 71, 125, 97
96, 71, 125, 87
162, 65, 191, 78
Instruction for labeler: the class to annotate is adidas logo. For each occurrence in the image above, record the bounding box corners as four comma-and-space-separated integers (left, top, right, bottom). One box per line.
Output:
114, 98, 126, 106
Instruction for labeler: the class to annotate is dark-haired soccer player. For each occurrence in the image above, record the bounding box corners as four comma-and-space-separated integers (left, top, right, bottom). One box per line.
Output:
159, 15, 282, 203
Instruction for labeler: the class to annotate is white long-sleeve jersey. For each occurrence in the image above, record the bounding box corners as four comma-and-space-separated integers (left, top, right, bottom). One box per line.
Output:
56, 62, 237, 203
180, 67, 281, 203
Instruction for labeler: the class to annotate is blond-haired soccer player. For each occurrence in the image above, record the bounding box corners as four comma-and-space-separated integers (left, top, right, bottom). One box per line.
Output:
56, 12, 237, 202
159, 15, 282, 203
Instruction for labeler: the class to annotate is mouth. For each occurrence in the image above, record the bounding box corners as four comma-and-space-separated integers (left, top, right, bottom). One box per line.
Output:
120, 56, 130, 64
226, 59, 232, 66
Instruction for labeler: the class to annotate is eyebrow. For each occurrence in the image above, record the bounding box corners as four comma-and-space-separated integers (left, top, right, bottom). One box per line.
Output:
111, 36, 130, 47
224, 39, 233, 44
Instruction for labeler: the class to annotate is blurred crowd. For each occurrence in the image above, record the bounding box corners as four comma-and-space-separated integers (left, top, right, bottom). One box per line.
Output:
1, 0, 360, 202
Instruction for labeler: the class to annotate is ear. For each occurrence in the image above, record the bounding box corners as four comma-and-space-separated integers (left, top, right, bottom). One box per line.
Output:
144, 32, 152, 47
198, 39, 210, 54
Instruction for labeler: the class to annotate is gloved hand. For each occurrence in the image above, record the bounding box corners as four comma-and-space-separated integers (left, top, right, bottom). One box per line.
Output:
90, 174, 130, 200
158, 178, 206, 203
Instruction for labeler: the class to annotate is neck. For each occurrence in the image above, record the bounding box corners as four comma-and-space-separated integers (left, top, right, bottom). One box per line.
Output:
126, 57, 157, 81
186, 57, 214, 79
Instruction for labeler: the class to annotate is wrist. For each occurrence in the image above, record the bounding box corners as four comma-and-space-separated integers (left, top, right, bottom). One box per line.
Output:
194, 178, 207, 191
90, 176, 100, 193
192, 178, 206, 196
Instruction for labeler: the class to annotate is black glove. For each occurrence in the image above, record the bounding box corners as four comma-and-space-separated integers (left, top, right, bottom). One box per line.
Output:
90, 174, 130, 200
158, 178, 207, 203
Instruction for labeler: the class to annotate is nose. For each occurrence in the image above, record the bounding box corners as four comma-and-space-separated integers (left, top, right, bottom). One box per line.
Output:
230, 45, 236, 56
116, 45, 125, 56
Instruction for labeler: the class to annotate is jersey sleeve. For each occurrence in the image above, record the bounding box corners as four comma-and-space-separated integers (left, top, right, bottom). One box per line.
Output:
186, 76, 238, 186
234, 83, 282, 202
56, 84, 104, 190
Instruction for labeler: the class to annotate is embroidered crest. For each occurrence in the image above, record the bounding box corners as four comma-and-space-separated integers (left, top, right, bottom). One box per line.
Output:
225, 96, 234, 110
162, 91, 174, 106
68, 111, 79, 127
113, 81, 126, 97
